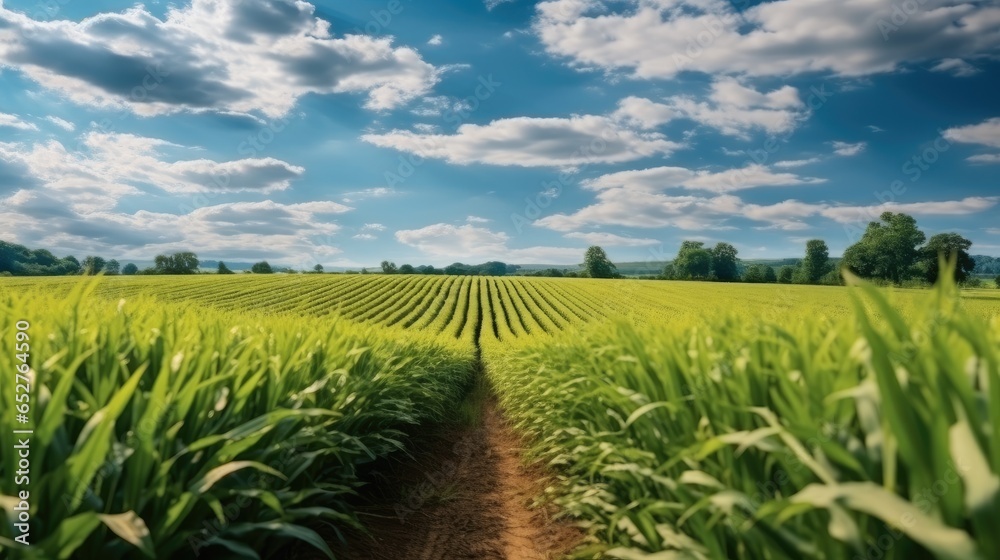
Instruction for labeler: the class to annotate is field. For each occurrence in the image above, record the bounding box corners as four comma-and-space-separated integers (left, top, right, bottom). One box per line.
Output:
2, 274, 1000, 559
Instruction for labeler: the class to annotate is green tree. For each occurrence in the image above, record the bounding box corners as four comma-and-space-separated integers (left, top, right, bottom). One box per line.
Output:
251, 261, 273, 274
482, 261, 508, 276
153, 252, 200, 274
584, 246, 617, 279
81, 256, 105, 275
799, 240, 831, 284
105, 259, 120, 275
995, 275, 1000, 288
710, 242, 739, 281
777, 266, 795, 284
920, 233, 976, 283
674, 241, 711, 279
842, 212, 926, 284
381, 260, 398, 274
399, 264, 415, 274
313, 264, 324, 274
744, 264, 777, 283
217, 262, 235, 275
121, 263, 139, 276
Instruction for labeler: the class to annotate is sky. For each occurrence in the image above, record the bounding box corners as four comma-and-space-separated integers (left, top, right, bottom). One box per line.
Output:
0, 0, 998, 269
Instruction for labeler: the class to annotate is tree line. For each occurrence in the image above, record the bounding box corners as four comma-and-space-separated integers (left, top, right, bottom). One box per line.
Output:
658, 212, 991, 286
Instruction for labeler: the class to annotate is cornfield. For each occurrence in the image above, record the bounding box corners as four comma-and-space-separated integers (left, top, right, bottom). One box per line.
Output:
1, 272, 999, 558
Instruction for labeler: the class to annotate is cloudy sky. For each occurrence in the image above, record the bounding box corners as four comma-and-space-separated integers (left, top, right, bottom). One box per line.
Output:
0, 0, 998, 268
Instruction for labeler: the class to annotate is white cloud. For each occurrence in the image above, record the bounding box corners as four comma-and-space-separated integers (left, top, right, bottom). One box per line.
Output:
428, 34, 443, 46
485, 0, 517, 10
466, 215, 491, 223
535, 171, 998, 233
361, 223, 387, 231
363, 114, 680, 167
944, 118, 1000, 149
534, 0, 1000, 79
342, 187, 400, 202
868, 125, 885, 133
44, 116, 75, 131
0, 132, 307, 211
584, 164, 824, 193
774, 158, 821, 168
832, 141, 867, 156
967, 154, 1000, 164
395, 222, 582, 263
0, 113, 38, 131
0, 195, 350, 264
930, 58, 980, 77
564, 232, 659, 246
0, 0, 441, 117
945, 118, 1000, 163
352, 233, 377, 240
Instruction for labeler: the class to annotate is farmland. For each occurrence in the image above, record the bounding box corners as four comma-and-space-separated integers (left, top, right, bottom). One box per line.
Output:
1, 275, 1000, 559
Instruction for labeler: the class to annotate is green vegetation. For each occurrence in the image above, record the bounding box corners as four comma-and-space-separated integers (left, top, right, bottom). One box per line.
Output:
0, 282, 471, 558
488, 268, 1000, 559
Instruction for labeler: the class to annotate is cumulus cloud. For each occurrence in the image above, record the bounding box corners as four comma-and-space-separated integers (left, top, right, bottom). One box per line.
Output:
534, 0, 1000, 79
395, 223, 582, 263
535, 158, 997, 232
427, 34, 443, 46
0, 113, 38, 131
583, 164, 824, 193
832, 141, 867, 156
44, 116, 75, 131
930, 58, 980, 77
0, 194, 350, 263
0, 0, 440, 117
364, 114, 680, 167
466, 215, 490, 223
944, 117, 1000, 163
774, 158, 821, 168
0, 132, 306, 211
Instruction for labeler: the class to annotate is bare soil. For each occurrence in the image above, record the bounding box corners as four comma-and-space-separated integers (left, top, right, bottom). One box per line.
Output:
295, 398, 582, 560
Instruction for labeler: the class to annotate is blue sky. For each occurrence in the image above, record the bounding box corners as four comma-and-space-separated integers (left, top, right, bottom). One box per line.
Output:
0, 0, 998, 268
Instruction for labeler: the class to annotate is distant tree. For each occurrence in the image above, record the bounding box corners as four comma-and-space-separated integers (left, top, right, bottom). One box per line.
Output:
710, 243, 739, 281
661, 263, 676, 280
251, 261, 273, 274
105, 259, 120, 275
842, 212, 925, 283
482, 261, 508, 276
399, 264, 415, 274
799, 240, 831, 284
674, 241, 712, 280
122, 263, 139, 276
744, 264, 777, 283
154, 252, 200, 274
506, 264, 521, 275
81, 256, 106, 275
381, 260, 398, 274
445, 263, 468, 275
360, 268, 368, 275
313, 264, 324, 274
920, 233, 976, 283
61, 256, 81, 275
217, 262, 235, 275
777, 266, 795, 284
995, 275, 1000, 289
584, 246, 618, 279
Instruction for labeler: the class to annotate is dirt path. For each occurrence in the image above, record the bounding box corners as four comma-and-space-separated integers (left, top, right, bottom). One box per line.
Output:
304, 397, 581, 560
